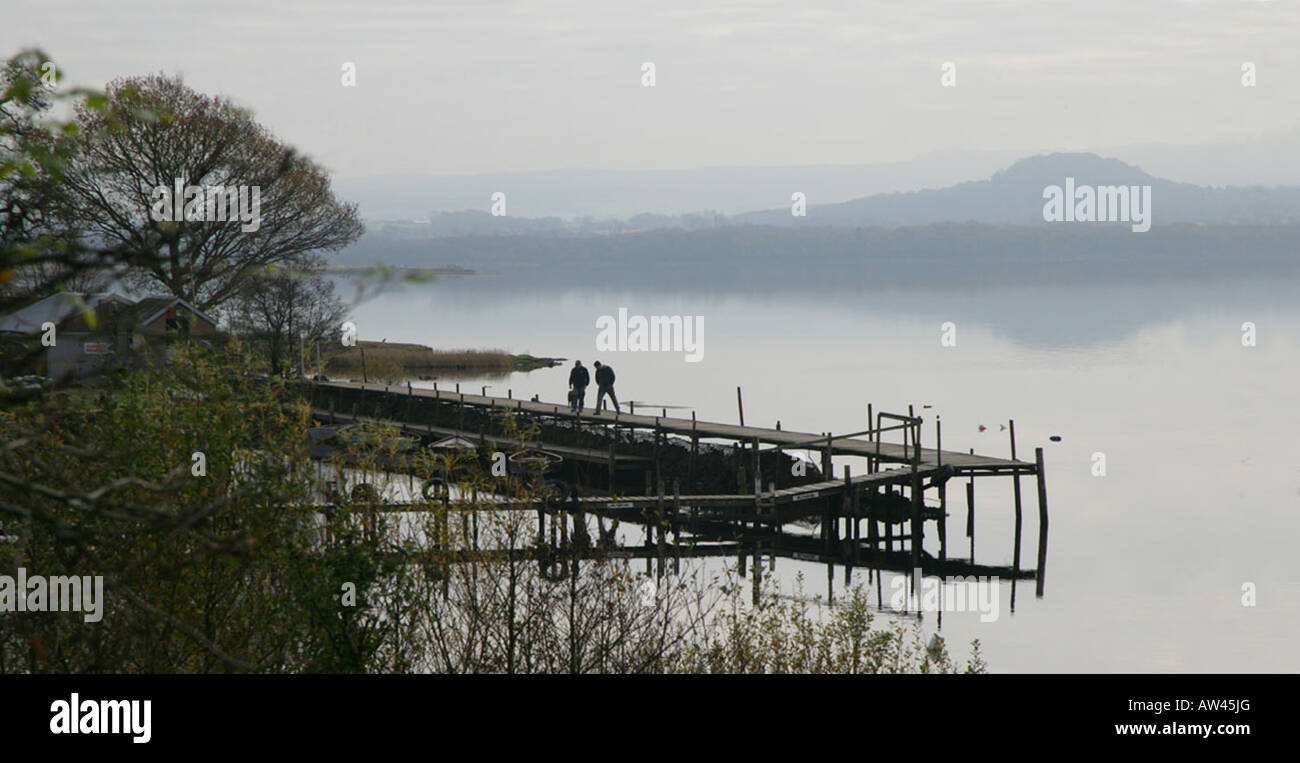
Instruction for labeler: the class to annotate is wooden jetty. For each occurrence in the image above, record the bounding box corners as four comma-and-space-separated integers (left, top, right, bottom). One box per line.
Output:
302, 379, 1050, 604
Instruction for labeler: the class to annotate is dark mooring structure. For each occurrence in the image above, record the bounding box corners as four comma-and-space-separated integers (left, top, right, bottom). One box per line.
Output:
304, 380, 1050, 608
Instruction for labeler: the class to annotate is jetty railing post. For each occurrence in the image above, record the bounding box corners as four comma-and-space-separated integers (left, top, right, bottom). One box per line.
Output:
689, 411, 698, 488
1034, 446, 1049, 597
867, 403, 874, 473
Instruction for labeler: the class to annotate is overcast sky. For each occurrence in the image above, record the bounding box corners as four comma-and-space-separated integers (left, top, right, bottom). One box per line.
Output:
5, 0, 1298, 179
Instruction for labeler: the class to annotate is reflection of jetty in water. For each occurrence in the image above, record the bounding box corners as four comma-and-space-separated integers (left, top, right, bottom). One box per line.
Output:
303, 380, 1050, 612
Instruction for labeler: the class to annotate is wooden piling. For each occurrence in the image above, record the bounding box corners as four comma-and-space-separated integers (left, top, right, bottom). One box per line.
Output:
656, 479, 666, 578
1035, 446, 1049, 597
937, 415, 946, 564
736, 386, 745, 426
1010, 420, 1024, 576
909, 418, 922, 581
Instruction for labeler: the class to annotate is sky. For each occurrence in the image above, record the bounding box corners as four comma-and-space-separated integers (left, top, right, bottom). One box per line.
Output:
4, 0, 1299, 179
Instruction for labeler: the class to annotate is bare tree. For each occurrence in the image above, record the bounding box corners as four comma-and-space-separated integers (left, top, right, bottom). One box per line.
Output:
227, 255, 348, 375
58, 73, 363, 311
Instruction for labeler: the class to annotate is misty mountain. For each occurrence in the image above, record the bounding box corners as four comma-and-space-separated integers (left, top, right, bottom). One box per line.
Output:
735, 153, 1300, 227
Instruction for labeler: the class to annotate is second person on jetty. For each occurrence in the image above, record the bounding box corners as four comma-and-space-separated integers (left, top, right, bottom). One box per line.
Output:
593, 361, 619, 414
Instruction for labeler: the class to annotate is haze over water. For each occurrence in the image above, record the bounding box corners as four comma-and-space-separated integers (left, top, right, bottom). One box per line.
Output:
342, 272, 1300, 673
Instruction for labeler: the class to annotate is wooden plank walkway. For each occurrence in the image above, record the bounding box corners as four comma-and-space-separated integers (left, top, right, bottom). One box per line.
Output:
313, 408, 652, 466
314, 380, 1035, 475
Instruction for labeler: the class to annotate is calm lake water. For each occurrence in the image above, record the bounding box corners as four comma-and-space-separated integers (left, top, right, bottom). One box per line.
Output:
339, 273, 1300, 673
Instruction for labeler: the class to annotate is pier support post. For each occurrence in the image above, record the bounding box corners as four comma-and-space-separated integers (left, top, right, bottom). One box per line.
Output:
608, 441, 616, 492
1035, 447, 1049, 597
689, 412, 698, 488
656, 479, 666, 578
909, 420, 922, 583
937, 416, 946, 566
1011, 420, 1023, 576
672, 479, 681, 575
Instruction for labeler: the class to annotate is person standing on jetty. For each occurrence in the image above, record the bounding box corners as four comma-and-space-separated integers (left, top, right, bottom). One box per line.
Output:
593, 360, 619, 414
568, 360, 589, 413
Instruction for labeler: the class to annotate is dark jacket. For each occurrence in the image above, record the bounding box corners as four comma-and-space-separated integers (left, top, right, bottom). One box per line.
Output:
569, 366, 589, 387
595, 365, 615, 387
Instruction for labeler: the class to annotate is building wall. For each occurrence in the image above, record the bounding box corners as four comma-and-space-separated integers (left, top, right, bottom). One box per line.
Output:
45, 332, 118, 381
140, 312, 217, 336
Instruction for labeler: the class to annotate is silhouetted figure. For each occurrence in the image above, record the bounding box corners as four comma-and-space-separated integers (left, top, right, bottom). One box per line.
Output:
593, 360, 619, 414
568, 359, 589, 413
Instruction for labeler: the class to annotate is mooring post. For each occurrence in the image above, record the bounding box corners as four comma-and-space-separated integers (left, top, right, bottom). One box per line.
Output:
822, 433, 832, 479
1035, 446, 1049, 597
736, 386, 745, 426
751, 435, 761, 494
1010, 419, 1024, 577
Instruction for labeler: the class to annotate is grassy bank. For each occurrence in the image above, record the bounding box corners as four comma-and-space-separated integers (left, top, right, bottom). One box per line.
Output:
323, 341, 560, 380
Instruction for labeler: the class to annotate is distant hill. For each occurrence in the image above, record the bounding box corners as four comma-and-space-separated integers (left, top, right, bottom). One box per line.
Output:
735, 153, 1300, 227
332, 150, 1026, 221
